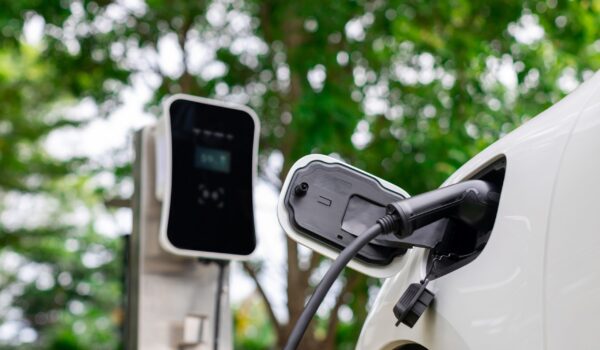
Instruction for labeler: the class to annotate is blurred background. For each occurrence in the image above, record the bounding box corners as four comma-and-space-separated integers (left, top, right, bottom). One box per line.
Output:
0, 0, 599, 349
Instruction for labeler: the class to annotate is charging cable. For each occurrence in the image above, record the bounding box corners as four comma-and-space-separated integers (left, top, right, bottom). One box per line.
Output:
196, 259, 228, 350
284, 214, 398, 350
212, 260, 227, 350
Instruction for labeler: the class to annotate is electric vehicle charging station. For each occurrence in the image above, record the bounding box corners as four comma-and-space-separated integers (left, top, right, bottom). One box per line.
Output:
158, 95, 259, 259
125, 71, 600, 350
278, 70, 600, 350
126, 94, 259, 350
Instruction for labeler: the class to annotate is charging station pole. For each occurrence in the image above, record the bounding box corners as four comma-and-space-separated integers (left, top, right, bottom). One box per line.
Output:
125, 125, 232, 350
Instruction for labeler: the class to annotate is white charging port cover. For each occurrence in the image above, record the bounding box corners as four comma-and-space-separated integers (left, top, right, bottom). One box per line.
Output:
277, 154, 415, 278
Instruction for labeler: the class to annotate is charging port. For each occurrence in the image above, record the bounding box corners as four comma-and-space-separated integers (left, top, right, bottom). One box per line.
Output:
284, 160, 408, 265
426, 156, 506, 279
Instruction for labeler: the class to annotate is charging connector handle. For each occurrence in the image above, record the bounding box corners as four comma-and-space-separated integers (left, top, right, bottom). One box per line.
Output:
387, 179, 499, 239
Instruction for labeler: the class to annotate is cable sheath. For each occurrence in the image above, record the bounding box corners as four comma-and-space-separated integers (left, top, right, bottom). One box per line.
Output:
213, 261, 227, 350
284, 223, 384, 350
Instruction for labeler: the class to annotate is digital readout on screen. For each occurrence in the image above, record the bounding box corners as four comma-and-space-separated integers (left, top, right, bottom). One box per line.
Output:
194, 146, 231, 173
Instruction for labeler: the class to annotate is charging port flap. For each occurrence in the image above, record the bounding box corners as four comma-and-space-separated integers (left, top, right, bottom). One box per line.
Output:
278, 155, 416, 277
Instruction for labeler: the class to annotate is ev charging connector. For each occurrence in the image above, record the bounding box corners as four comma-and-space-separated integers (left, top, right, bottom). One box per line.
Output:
385, 180, 499, 327
278, 155, 501, 349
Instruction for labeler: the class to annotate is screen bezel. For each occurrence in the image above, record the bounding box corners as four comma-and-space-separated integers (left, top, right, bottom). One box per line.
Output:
159, 94, 260, 260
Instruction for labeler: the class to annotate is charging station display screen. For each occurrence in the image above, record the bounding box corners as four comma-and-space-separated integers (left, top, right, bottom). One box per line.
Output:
166, 98, 257, 256
195, 147, 231, 173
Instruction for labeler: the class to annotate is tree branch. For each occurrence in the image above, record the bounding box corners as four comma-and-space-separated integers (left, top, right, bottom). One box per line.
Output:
258, 172, 282, 192
322, 271, 363, 347
104, 197, 131, 209
307, 251, 321, 273
242, 262, 282, 336
299, 251, 321, 288
286, 236, 302, 320
176, 14, 196, 94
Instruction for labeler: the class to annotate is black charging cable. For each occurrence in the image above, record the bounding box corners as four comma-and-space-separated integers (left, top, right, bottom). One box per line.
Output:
283, 214, 398, 350
197, 259, 228, 350
212, 260, 227, 350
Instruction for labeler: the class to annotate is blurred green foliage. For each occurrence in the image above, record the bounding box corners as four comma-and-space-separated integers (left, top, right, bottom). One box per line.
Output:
234, 296, 276, 350
0, 2, 127, 349
0, 0, 599, 349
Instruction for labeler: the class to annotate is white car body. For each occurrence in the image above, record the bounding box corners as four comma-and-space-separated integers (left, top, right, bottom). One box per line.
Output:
357, 72, 600, 349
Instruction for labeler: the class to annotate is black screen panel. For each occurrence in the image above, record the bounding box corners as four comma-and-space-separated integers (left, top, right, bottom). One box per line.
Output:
167, 99, 256, 255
